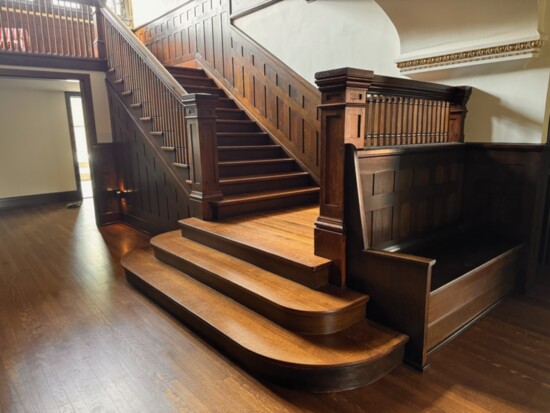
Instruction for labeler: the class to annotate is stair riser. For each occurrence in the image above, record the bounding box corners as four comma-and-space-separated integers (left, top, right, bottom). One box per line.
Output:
166, 68, 208, 78
214, 191, 319, 220
218, 148, 284, 162
217, 122, 260, 133
174, 77, 217, 88
216, 99, 238, 109
184, 86, 226, 97
220, 175, 311, 195
125, 269, 404, 392
219, 161, 296, 177
216, 110, 249, 120
180, 218, 327, 288
217, 135, 270, 146
153, 247, 365, 334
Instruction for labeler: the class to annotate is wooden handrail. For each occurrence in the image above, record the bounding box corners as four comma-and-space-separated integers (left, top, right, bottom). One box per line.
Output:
100, 4, 186, 100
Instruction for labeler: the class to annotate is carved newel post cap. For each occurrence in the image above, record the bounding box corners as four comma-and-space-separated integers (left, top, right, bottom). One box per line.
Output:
182, 93, 220, 105
315, 67, 375, 91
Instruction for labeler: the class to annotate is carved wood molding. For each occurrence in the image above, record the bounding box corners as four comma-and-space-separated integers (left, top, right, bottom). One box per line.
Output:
397, 40, 544, 73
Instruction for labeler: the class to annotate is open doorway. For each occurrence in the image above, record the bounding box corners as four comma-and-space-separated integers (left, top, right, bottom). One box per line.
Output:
66, 92, 93, 199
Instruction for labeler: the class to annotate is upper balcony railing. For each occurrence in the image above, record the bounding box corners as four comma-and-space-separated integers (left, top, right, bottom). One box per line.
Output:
0, 0, 100, 58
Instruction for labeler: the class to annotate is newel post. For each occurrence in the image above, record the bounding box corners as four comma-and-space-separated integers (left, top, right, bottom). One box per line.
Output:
182, 93, 223, 220
448, 86, 472, 142
314, 68, 374, 287
93, 4, 107, 59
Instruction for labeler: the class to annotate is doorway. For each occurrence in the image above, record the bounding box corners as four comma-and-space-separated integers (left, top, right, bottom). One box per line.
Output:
66, 92, 93, 199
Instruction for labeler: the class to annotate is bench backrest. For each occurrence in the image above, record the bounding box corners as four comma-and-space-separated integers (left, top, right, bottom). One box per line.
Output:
351, 144, 465, 250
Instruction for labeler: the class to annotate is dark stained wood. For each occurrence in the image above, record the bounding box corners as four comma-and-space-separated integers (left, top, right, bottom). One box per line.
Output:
151, 231, 368, 334
1, 201, 549, 411
179, 206, 332, 288
90, 143, 121, 226
355, 144, 465, 249
313, 68, 373, 288
0, 190, 81, 210
123, 247, 407, 392
182, 93, 223, 220
107, 82, 191, 234
345, 143, 548, 371
463, 143, 550, 290
358, 249, 434, 370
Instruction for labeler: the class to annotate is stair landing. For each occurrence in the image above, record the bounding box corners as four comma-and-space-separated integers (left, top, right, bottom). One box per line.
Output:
180, 205, 331, 288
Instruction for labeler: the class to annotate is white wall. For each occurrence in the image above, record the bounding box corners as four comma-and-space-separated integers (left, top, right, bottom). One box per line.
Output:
234, 0, 402, 84
0, 66, 113, 144
132, 0, 189, 28
0, 81, 77, 198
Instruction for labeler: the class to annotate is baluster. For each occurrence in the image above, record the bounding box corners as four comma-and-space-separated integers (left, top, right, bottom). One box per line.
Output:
4, 0, 13, 52
86, 4, 94, 57
442, 101, 450, 142
390, 96, 398, 146
396, 97, 403, 146
364, 96, 373, 146
23, 0, 31, 52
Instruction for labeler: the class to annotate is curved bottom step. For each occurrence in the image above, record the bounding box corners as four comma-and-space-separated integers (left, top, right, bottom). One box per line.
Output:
122, 248, 408, 392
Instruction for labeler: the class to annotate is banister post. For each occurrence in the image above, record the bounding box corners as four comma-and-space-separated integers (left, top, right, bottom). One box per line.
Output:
182, 93, 223, 220
448, 86, 472, 142
314, 68, 374, 287
93, 4, 107, 59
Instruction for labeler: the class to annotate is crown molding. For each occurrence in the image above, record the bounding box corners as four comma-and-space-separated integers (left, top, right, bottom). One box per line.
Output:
397, 39, 544, 73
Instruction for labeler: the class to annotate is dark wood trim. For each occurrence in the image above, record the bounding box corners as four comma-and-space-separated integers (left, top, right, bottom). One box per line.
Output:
64, 92, 84, 199
0, 190, 81, 210
230, 0, 284, 20
0, 52, 107, 71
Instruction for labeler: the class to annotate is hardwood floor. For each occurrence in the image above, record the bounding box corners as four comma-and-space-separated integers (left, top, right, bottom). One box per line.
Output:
0, 199, 549, 412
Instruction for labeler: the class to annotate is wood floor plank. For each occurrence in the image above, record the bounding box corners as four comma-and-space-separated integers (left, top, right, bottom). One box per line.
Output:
0, 200, 548, 411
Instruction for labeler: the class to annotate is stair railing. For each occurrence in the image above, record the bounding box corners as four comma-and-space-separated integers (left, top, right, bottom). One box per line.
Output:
100, 4, 222, 219
313, 67, 471, 286
0, 0, 100, 58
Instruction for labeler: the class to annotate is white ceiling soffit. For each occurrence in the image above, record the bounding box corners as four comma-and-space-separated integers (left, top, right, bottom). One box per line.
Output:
375, 0, 546, 74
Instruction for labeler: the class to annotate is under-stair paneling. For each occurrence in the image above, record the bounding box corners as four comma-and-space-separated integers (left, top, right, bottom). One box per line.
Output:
108, 87, 190, 234
134, 0, 322, 181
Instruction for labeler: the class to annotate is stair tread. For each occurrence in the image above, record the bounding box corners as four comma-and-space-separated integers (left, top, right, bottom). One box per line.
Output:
180, 205, 329, 271
219, 158, 293, 166
123, 248, 406, 368
220, 171, 309, 184
152, 231, 368, 315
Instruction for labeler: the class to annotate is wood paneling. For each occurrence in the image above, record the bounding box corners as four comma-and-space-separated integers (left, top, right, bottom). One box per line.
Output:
355, 145, 464, 250
90, 143, 121, 225
134, 0, 322, 180
463, 144, 550, 289
107, 84, 191, 234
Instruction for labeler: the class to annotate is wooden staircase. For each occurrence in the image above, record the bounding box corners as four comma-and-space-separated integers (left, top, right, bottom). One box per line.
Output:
167, 66, 320, 219
122, 206, 408, 392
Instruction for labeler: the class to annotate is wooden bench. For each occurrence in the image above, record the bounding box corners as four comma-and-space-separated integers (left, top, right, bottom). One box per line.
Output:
312, 68, 550, 370
345, 143, 531, 370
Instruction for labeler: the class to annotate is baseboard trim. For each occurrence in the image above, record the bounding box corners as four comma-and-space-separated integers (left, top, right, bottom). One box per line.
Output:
0, 191, 81, 210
